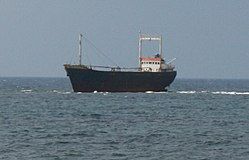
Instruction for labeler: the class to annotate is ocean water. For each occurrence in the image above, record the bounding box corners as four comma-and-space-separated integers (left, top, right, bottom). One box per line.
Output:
1, 78, 249, 160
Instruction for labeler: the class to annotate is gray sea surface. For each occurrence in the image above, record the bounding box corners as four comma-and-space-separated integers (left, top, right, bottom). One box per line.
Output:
1, 78, 249, 159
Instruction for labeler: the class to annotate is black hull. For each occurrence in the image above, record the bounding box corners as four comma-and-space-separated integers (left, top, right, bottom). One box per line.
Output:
65, 66, 177, 92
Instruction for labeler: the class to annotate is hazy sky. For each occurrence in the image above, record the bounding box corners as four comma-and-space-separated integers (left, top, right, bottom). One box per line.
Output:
0, 0, 248, 79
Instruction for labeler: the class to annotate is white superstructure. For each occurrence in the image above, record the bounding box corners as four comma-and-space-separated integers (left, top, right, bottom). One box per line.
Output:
138, 33, 175, 72
140, 57, 161, 72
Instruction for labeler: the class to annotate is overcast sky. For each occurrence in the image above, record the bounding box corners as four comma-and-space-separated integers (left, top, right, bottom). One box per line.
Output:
0, 0, 248, 79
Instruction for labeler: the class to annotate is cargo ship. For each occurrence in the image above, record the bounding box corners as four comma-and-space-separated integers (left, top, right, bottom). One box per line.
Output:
64, 33, 177, 92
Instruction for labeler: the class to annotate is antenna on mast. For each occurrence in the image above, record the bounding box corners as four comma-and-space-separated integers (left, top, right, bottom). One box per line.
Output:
79, 33, 83, 65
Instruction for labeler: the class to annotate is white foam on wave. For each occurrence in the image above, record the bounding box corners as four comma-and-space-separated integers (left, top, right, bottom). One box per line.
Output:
52, 90, 59, 93
212, 91, 249, 95
236, 92, 249, 95
145, 91, 167, 94
177, 91, 196, 94
21, 89, 32, 93
201, 91, 208, 93
52, 90, 71, 94
176, 90, 249, 96
145, 91, 154, 93
154, 91, 167, 94
89, 91, 109, 94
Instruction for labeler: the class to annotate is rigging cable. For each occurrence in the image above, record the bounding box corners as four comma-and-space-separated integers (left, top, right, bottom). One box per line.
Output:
82, 35, 120, 67
83, 44, 92, 66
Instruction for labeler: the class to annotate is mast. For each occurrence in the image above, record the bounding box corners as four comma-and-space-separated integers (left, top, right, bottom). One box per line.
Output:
79, 33, 83, 65
138, 31, 142, 68
159, 35, 162, 58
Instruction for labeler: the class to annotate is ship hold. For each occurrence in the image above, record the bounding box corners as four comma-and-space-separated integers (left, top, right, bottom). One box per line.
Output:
64, 33, 177, 92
